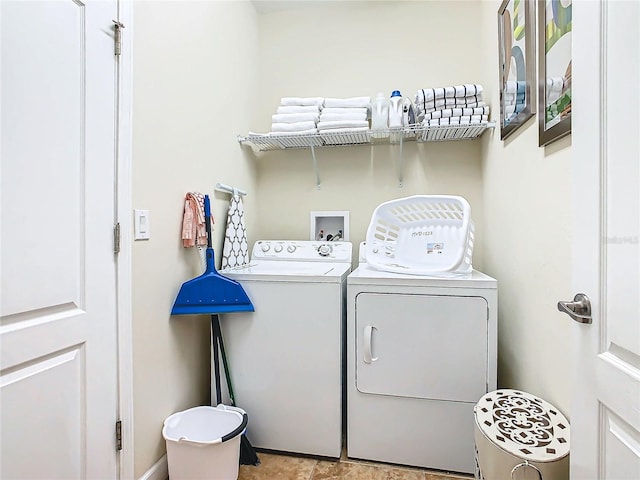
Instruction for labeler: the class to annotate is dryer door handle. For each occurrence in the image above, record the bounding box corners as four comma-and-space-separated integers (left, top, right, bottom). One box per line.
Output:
363, 325, 378, 364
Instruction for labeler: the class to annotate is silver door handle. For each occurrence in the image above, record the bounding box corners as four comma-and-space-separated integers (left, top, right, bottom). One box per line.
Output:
363, 325, 378, 364
557, 293, 592, 324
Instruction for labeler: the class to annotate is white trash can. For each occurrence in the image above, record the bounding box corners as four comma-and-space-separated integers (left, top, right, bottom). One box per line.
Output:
162, 404, 247, 480
474, 389, 570, 480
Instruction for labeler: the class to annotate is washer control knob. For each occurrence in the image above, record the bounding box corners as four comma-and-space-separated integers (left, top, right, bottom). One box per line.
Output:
318, 244, 332, 256
261, 243, 270, 252
274, 244, 283, 253
287, 244, 296, 253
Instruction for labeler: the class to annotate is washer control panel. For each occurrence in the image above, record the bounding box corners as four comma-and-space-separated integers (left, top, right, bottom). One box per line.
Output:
252, 240, 352, 263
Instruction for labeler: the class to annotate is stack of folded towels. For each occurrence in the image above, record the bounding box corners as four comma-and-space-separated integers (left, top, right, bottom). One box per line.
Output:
504, 80, 526, 120
414, 84, 490, 126
270, 97, 324, 135
317, 97, 370, 134
545, 76, 565, 107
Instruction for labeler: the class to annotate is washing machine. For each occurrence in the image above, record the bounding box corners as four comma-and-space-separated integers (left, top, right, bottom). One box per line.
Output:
217, 240, 352, 458
346, 259, 497, 474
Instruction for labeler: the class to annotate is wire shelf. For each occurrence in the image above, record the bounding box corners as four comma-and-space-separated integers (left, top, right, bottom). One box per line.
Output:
238, 122, 495, 151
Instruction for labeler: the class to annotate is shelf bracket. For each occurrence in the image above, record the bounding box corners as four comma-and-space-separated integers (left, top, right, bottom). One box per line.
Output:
310, 145, 321, 190
393, 132, 405, 188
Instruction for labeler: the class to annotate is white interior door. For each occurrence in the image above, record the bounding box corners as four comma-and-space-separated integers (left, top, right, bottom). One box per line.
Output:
569, 1, 640, 478
1, 1, 120, 478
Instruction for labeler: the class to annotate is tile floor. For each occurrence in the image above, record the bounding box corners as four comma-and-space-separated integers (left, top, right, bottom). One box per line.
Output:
238, 451, 473, 480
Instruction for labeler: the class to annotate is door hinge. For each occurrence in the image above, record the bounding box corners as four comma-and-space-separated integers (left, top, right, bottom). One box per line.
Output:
114, 223, 121, 254
113, 20, 125, 56
115, 420, 123, 451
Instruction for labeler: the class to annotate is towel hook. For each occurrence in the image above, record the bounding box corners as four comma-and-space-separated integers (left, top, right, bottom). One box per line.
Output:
215, 182, 247, 197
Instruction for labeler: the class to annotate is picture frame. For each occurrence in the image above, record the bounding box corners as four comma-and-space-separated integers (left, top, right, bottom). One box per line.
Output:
538, 0, 572, 146
498, 0, 535, 140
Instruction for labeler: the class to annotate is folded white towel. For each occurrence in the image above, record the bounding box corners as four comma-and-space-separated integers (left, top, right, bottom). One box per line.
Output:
505, 81, 517, 94
280, 97, 324, 107
271, 112, 319, 123
429, 117, 460, 126
504, 79, 525, 97
419, 100, 486, 114
422, 106, 490, 120
546, 77, 565, 104
415, 84, 483, 102
426, 115, 488, 126
425, 108, 463, 120
415, 86, 484, 113
546, 76, 564, 92
319, 112, 368, 122
276, 105, 321, 114
271, 121, 317, 132
323, 96, 371, 108
418, 97, 482, 109
269, 128, 318, 136
317, 120, 369, 130
321, 107, 368, 116
319, 126, 369, 134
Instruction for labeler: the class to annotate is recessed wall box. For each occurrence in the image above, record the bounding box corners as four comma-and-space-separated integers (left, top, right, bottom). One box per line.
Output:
310, 211, 349, 241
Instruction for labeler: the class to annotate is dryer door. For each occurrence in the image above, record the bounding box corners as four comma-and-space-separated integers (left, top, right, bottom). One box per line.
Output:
355, 293, 488, 402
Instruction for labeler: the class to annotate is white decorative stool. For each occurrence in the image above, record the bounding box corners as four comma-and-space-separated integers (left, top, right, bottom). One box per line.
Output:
474, 389, 570, 480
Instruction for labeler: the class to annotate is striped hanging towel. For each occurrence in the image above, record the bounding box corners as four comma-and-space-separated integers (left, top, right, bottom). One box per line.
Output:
221, 194, 249, 269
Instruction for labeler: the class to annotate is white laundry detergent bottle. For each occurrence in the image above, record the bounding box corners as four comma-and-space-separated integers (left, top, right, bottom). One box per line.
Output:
371, 92, 389, 138
388, 90, 403, 128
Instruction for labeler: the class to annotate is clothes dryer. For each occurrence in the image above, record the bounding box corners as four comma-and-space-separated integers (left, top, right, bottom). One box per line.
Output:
218, 240, 352, 458
347, 262, 497, 474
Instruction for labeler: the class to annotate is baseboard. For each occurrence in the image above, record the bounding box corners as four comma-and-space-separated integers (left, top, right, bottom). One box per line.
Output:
138, 454, 168, 480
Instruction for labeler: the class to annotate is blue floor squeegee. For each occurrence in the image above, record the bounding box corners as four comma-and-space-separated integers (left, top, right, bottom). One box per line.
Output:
171, 194, 254, 315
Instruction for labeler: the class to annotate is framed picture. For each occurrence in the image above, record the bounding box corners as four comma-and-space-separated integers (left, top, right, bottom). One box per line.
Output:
498, 0, 535, 140
538, 0, 572, 146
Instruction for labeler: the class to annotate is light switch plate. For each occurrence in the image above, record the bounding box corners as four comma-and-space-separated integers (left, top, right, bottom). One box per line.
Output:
134, 209, 150, 240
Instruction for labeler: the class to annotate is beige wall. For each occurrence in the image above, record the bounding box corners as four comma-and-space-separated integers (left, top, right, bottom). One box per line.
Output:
131, 0, 574, 476
253, 0, 487, 268
132, 1, 259, 477
478, 1, 572, 415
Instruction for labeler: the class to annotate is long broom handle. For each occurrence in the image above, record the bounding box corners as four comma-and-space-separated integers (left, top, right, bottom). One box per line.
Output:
212, 314, 237, 406
204, 195, 213, 249
211, 315, 222, 405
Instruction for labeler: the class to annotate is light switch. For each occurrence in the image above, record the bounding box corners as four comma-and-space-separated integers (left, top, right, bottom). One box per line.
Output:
134, 209, 150, 240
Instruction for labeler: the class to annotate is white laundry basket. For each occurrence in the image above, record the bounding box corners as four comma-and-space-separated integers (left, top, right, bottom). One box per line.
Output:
364, 195, 474, 275
162, 405, 247, 480
474, 389, 570, 480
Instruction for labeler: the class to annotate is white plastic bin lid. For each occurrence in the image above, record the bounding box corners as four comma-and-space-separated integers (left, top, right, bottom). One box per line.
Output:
475, 389, 570, 463
163, 405, 245, 444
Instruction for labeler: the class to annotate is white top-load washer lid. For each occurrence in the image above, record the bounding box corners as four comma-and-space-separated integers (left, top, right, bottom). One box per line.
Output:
221, 240, 352, 283
348, 263, 496, 289
222, 261, 350, 283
